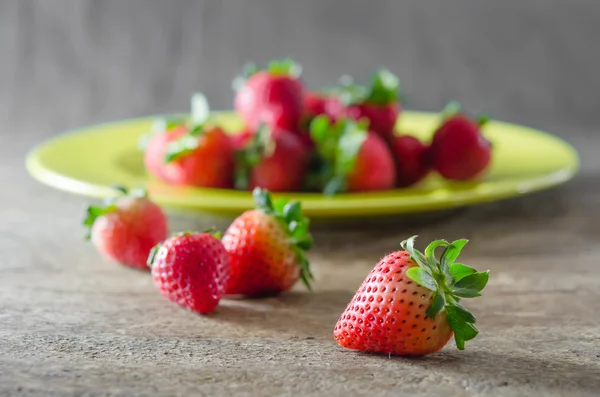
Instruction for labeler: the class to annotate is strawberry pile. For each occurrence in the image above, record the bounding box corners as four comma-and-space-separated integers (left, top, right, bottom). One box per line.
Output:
84, 186, 314, 314
83, 186, 489, 356
142, 59, 493, 194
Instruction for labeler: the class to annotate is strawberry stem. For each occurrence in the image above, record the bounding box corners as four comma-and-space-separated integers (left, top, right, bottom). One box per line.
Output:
234, 124, 274, 190
401, 235, 490, 350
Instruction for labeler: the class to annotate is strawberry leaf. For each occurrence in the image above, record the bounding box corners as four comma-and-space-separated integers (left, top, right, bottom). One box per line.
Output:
452, 287, 481, 298
164, 134, 200, 163
283, 201, 303, 223
191, 92, 210, 127
406, 267, 437, 291
268, 58, 302, 78
441, 100, 462, 120
424, 239, 449, 271
454, 271, 490, 292
440, 239, 468, 272
252, 187, 276, 214
445, 304, 479, 350
426, 292, 446, 320
365, 69, 400, 106
449, 263, 476, 282
400, 235, 432, 272
146, 243, 162, 268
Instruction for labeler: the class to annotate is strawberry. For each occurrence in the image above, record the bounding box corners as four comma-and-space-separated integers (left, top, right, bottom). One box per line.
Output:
325, 69, 402, 142
234, 125, 310, 192
334, 236, 490, 356
148, 231, 230, 314
221, 187, 314, 297
390, 134, 431, 187
153, 93, 235, 188
83, 186, 168, 271
142, 120, 187, 181
233, 59, 305, 132
308, 116, 396, 194
429, 102, 492, 181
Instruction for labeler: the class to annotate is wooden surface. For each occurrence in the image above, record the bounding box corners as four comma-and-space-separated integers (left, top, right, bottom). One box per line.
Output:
2, 1, 600, 396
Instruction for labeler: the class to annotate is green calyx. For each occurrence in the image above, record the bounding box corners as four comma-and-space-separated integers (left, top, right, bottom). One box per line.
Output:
234, 124, 276, 190
232, 58, 302, 91
251, 187, 314, 290
163, 92, 212, 163
440, 101, 490, 128
308, 115, 368, 195
401, 235, 490, 351
324, 69, 400, 106
83, 186, 148, 240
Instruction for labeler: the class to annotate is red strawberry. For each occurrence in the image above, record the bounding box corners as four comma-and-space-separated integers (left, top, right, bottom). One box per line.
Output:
390, 135, 431, 187
148, 231, 230, 314
233, 59, 305, 131
429, 102, 492, 181
234, 125, 310, 192
325, 69, 402, 142
334, 236, 489, 356
303, 91, 328, 120
221, 187, 314, 297
143, 93, 235, 187
83, 187, 168, 271
308, 116, 396, 194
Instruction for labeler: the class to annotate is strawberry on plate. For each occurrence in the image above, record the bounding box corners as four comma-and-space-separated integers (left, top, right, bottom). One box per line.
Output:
429, 102, 492, 181
325, 69, 402, 142
221, 187, 314, 297
144, 93, 235, 188
148, 230, 230, 315
83, 186, 168, 271
233, 59, 305, 132
308, 115, 396, 194
334, 236, 489, 356
390, 134, 431, 187
234, 124, 310, 192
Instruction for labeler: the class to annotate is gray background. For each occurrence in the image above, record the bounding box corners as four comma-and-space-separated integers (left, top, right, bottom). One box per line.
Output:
1, 0, 598, 171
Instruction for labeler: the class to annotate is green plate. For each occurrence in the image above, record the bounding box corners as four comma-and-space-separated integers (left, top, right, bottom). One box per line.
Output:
26, 111, 579, 218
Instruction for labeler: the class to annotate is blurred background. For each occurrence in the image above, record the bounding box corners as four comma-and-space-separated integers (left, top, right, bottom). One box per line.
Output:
1, 0, 597, 170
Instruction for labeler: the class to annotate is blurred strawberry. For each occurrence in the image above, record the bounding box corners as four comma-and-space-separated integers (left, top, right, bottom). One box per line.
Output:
235, 124, 310, 192
308, 116, 396, 194
83, 186, 168, 271
143, 93, 235, 188
233, 59, 305, 132
390, 134, 431, 187
429, 102, 492, 181
325, 69, 402, 142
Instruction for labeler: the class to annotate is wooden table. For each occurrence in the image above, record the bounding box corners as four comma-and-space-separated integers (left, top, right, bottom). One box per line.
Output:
2, 1, 600, 396
2, 128, 598, 396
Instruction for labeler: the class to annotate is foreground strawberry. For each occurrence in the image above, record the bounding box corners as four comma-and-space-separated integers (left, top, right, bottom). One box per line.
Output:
221, 187, 314, 297
83, 187, 168, 270
390, 135, 431, 187
233, 59, 305, 131
148, 231, 230, 314
429, 102, 492, 181
334, 236, 489, 356
325, 69, 402, 142
234, 124, 310, 192
308, 116, 396, 194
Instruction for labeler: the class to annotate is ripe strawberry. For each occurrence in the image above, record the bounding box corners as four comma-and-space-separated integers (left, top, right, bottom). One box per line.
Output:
142, 93, 235, 188
148, 231, 230, 314
221, 187, 314, 297
390, 135, 431, 187
325, 69, 402, 142
429, 102, 492, 181
233, 59, 305, 131
83, 186, 168, 271
308, 116, 396, 194
334, 236, 490, 356
234, 125, 310, 192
